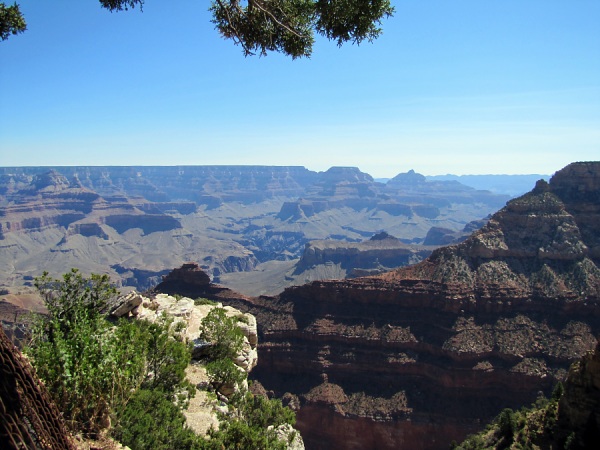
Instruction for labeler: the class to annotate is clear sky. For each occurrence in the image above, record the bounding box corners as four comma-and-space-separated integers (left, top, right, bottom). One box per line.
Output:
1, 1, 599, 177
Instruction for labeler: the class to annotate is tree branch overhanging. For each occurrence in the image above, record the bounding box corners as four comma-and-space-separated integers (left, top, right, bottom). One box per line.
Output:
0, 0, 394, 58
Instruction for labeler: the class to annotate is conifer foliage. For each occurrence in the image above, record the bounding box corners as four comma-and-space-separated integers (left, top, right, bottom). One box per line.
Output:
0, 0, 394, 57
27, 270, 193, 438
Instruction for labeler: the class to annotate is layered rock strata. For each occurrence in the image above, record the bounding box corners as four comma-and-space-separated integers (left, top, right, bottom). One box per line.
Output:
243, 162, 600, 449
0, 170, 182, 236
1, 166, 509, 293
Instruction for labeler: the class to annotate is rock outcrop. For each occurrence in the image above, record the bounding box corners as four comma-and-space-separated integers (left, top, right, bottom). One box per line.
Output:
130, 290, 304, 449
291, 232, 433, 281
155, 262, 212, 292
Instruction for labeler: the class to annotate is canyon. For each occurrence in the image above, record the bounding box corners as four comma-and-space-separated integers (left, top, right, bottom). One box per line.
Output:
4, 162, 592, 449
0, 165, 510, 295
149, 162, 600, 449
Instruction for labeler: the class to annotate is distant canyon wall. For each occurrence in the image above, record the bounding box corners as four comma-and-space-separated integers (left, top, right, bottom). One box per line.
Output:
0, 165, 510, 293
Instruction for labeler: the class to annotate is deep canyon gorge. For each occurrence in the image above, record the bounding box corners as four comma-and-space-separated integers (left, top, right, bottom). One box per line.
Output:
1, 162, 598, 449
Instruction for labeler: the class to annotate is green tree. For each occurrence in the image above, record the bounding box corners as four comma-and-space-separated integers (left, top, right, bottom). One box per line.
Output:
1, 0, 394, 58
497, 408, 517, 446
199, 306, 244, 361
551, 381, 564, 401
0, 2, 26, 40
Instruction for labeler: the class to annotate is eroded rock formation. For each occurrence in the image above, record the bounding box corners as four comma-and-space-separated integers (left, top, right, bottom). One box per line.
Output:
291, 232, 433, 281
241, 162, 600, 449
1, 166, 509, 293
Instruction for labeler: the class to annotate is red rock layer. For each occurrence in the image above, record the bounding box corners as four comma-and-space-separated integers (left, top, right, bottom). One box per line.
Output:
247, 162, 600, 449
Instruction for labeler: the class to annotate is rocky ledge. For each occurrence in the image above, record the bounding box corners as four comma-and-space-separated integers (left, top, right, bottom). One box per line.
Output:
108, 290, 303, 449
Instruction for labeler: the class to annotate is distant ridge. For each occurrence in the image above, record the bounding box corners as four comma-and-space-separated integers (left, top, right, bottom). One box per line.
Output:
426, 173, 550, 197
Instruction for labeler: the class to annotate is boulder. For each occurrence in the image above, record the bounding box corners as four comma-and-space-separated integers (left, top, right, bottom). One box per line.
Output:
108, 292, 143, 317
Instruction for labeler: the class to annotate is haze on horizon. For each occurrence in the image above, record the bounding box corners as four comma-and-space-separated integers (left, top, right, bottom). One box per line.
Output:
0, 1, 598, 178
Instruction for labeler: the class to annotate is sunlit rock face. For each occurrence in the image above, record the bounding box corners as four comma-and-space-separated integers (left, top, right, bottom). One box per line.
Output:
243, 162, 600, 449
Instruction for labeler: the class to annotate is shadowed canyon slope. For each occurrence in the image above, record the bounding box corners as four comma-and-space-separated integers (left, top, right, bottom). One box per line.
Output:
214, 162, 600, 449
0, 166, 509, 294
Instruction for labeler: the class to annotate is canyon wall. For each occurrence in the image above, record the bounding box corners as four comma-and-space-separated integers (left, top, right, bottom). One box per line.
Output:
1, 166, 509, 293
242, 162, 600, 449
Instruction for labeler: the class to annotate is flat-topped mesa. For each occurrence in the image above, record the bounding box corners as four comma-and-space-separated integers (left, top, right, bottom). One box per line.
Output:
292, 233, 432, 280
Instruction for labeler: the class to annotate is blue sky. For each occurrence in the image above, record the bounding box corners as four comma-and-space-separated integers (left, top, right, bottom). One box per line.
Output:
1, 1, 599, 177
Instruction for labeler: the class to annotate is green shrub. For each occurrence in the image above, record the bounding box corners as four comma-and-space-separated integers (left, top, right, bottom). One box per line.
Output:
26, 270, 192, 437
209, 419, 285, 450
206, 357, 246, 395
114, 389, 205, 450
238, 392, 296, 429
199, 307, 244, 361
194, 297, 217, 306
208, 392, 296, 450
564, 432, 577, 449
236, 313, 250, 324
135, 315, 192, 392
26, 270, 299, 449
27, 270, 123, 434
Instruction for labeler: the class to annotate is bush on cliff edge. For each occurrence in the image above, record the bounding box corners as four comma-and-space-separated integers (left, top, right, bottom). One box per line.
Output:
26, 270, 193, 441
26, 270, 298, 449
